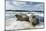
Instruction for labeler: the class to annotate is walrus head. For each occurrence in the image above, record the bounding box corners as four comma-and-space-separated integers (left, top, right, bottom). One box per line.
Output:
29, 15, 39, 27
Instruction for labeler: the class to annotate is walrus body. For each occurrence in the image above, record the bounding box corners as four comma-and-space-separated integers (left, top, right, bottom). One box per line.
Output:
15, 14, 39, 26
15, 14, 30, 22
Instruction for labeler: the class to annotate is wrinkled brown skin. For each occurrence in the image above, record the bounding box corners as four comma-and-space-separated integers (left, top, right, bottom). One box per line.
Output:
15, 14, 30, 22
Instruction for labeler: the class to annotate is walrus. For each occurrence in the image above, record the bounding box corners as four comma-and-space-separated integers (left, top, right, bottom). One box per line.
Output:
15, 14, 39, 27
